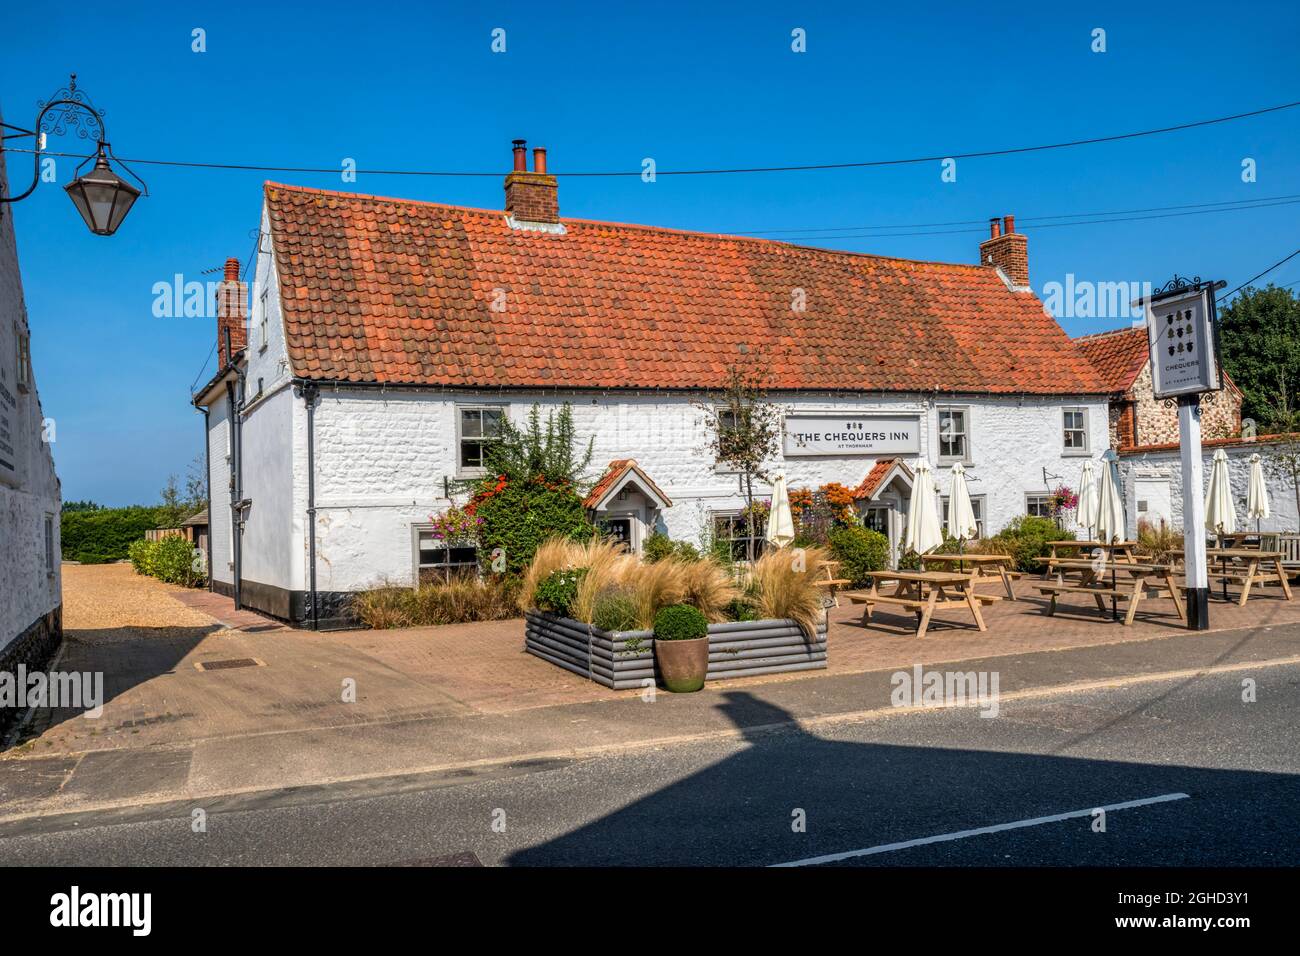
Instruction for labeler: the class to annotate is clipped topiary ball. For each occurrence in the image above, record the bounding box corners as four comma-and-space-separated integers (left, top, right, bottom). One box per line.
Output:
652, 603, 708, 641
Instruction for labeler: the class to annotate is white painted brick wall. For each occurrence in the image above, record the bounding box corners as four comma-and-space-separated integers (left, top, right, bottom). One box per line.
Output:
0, 131, 62, 652
288, 389, 1109, 592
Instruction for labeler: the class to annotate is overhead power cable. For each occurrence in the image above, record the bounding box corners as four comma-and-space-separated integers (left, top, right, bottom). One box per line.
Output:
8, 98, 1298, 178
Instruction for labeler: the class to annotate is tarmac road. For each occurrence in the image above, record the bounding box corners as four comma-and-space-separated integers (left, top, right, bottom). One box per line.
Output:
0, 660, 1296, 867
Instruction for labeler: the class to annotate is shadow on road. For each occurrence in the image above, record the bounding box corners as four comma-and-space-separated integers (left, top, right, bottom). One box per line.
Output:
508, 690, 1300, 867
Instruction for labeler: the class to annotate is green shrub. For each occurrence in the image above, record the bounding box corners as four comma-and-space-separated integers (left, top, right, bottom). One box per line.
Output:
990, 515, 1061, 572
74, 551, 111, 565
653, 603, 709, 641
828, 525, 890, 586
533, 567, 588, 617
591, 591, 641, 632
154, 535, 205, 586
723, 597, 759, 622
472, 478, 595, 578
128, 538, 156, 574
62, 506, 172, 561
644, 532, 702, 564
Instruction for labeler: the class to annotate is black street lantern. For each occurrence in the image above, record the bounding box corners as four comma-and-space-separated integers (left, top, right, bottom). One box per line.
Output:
64, 143, 141, 236
0, 75, 146, 235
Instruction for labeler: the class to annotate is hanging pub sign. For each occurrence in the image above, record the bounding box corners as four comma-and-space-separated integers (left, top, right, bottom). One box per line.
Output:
783, 413, 921, 457
1142, 280, 1224, 399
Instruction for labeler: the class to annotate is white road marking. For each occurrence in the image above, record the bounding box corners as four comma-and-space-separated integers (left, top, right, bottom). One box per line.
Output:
771, 792, 1191, 867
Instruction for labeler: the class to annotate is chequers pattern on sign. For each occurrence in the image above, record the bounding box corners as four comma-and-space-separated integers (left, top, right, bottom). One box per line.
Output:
264, 182, 1109, 395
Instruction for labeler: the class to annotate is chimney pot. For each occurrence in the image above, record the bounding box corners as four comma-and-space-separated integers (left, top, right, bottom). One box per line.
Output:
988, 217, 1001, 239
533, 147, 547, 175
504, 140, 559, 224
223, 257, 240, 281
1003, 214, 1015, 234
511, 139, 527, 172
978, 214, 1029, 288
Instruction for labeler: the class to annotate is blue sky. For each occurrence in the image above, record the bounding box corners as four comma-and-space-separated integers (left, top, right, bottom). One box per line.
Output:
3, 0, 1298, 505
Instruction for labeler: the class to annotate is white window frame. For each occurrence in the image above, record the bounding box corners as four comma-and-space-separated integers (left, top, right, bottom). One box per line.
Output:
456, 404, 506, 477
16, 328, 31, 392
412, 523, 479, 586
713, 406, 742, 475
936, 405, 971, 464
941, 494, 985, 539
1025, 493, 1053, 519
1062, 407, 1089, 455
711, 509, 764, 561
44, 513, 55, 573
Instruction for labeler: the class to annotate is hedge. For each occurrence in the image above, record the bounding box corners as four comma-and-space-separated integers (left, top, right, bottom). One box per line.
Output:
828, 525, 891, 586
62, 506, 171, 562
472, 477, 595, 578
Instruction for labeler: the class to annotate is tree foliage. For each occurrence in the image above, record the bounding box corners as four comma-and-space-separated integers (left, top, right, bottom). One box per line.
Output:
481, 403, 594, 486
694, 362, 783, 560
1218, 284, 1300, 429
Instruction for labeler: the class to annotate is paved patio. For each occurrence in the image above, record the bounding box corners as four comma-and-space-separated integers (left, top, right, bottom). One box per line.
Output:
11, 563, 1300, 761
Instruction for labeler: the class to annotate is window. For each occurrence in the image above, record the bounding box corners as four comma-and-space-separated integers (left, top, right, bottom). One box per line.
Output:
16, 330, 31, 392
713, 512, 764, 561
1026, 494, 1053, 519
941, 495, 985, 539
44, 514, 55, 573
458, 406, 504, 474
937, 406, 969, 462
598, 516, 634, 551
258, 291, 269, 351
1062, 407, 1088, 453
714, 407, 741, 474
414, 527, 478, 585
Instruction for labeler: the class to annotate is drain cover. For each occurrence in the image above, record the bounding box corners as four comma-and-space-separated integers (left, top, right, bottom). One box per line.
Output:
195, 658, 264, 671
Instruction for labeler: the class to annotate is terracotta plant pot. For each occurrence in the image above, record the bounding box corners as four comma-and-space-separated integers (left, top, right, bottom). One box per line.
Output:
654, 635, 709, 692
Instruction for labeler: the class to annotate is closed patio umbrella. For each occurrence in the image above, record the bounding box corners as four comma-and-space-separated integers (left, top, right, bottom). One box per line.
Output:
1076, 459, 1099, 539
1205, 448, 1237, 539
1247, 453, 1269, 534
1095, 457, 1126, 545
766, 473, 796, 549
948, 463, 978, 568
1095, 451, 1127, 621
903, 460, 943, 555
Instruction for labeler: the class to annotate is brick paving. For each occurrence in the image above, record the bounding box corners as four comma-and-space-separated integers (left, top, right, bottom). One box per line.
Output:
10, 563, 1300, 760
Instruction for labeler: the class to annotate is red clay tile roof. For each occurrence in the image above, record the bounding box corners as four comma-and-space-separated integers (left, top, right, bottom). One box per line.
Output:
1074, 326, 1149, 393
264, 182, 1108, 394
852, 458, 913, 499
583, 459, 672, 509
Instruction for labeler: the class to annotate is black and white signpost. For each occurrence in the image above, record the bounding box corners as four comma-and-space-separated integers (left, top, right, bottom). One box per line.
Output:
1138, 276, 1227, 630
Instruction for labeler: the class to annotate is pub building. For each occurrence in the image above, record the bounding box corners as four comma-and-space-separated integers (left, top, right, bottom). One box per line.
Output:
194, 141, 1123, 628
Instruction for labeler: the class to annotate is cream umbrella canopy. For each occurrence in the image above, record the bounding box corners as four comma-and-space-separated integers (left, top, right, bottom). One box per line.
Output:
1247, 453, 1270, 533
947, 463, 979, 542
903, 460, 943, 555
765, 473, 796, 549
1095, 456, 1126, 545
1205, 448, 1237, 538
1076, 459, 1100, 539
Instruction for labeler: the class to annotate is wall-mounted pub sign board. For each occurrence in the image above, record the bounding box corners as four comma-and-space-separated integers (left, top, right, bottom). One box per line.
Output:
1143, 285, 1223, 399
783, 414, 921, 457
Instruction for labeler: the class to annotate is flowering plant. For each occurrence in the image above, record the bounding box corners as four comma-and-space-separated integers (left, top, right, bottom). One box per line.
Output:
819, 482, 857, 525
1047, 484, 1078, 519
428, 506, 484, 545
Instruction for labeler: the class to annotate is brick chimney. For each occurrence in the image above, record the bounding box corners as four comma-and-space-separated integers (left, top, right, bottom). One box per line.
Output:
216, 257, 248, 367
504, 139, 559, 224
979, 215, 1029, 289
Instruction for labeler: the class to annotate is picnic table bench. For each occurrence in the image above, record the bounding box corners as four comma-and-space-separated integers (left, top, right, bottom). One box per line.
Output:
843, 570, 987, 639
1039, 540, 1137, 579
920, 552, 1021, 601
1035, 559, 1184, 626
1201, 548, 1294, 605
813, 559, 852, 607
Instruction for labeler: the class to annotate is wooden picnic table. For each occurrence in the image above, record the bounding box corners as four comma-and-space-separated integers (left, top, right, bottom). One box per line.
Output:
1036, 559, 1185, 626
1039, 540, 1138, 579
843, 570, 987, 639
814, 559, 852, 607
1204, 548, 1294, 605
919, 552, 1021, 601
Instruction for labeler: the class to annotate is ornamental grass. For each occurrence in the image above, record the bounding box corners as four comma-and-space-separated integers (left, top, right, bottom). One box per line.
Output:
747, 545, 831, 639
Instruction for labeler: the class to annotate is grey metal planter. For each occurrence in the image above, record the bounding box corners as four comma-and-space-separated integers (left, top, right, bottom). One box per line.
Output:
524, 611, 828, 690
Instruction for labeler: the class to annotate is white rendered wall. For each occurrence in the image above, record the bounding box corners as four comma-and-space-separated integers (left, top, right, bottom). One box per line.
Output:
297, 389, 1109, 592
206, 392, 233, 584
0, 141, 61, 650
